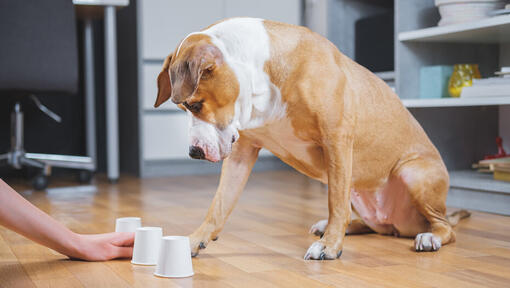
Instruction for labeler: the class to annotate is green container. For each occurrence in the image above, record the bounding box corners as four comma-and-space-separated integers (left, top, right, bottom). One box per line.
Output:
419, 65, 453, 99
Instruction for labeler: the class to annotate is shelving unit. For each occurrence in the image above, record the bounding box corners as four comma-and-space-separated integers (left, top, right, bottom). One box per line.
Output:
393, 0, 510, 214
308, 0, 510, 214
397, 12, 510, 109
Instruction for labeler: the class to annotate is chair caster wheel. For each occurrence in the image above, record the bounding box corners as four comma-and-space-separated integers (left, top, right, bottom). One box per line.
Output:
32, 174, 48, 190
78, 170, 93, 183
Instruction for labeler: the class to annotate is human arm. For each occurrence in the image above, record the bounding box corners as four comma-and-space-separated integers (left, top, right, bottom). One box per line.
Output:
0, 179, 133, 261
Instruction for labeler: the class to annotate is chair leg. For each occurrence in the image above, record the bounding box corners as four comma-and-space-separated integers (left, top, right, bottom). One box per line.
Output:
25, 153, 94, 171
19, 156, 51, 190
19, 156, 47, 171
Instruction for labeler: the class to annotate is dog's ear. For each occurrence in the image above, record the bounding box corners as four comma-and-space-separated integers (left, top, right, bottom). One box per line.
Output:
170, 43, 223, 104
154, 54, 172, 108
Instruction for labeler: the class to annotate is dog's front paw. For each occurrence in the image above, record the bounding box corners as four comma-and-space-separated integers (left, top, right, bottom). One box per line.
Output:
304, 240, 342, 260
415, 232, 441, 252
309, 219, 328, 237
189, 233, 211, 257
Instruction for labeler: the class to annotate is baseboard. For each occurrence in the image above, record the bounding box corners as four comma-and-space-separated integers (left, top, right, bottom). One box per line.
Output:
141, 156, 291, 178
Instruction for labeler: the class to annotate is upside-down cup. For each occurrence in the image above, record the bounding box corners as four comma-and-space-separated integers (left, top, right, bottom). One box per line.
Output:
154, 236, 194, 278
115, 217, 141, 232
132, 227, 163, 265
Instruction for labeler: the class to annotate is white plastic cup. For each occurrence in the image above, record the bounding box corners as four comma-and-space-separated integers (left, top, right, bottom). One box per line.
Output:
132, 227, 163, 265
115, 217, 141, 232
154, 236, 194, 278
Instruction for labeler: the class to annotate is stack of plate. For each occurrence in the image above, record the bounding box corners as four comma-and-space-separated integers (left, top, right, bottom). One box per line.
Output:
435, 0, 506, 26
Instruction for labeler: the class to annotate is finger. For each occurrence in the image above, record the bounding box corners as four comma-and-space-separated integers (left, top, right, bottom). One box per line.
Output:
111, 246, 133, 259
110, 232, 135, 247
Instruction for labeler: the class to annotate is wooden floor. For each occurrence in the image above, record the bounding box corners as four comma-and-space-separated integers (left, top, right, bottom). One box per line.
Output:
1, 170, 510, 288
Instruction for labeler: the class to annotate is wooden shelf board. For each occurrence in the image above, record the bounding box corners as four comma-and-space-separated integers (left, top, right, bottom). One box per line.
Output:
399, 15, 510, 43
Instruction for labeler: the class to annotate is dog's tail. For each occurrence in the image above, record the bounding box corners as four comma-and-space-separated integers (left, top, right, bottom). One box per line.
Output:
447, 209, 471, 226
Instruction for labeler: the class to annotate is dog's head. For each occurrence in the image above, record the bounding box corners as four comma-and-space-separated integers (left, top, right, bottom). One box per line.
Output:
154, 34, 240, 162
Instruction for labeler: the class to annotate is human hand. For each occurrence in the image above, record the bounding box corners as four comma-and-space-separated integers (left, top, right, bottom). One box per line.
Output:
70, 232, 134, 261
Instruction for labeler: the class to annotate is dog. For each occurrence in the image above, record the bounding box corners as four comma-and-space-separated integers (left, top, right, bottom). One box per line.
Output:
154, 18, 469, 260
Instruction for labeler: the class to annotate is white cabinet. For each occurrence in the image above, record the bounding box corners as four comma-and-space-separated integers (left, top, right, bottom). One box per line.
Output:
125, 0, 301, 173
140, 0, 301, 60
140, 0, 224, 60
142, 63, 180, 111
224, 0, 301, 25
143, 113, 189, 160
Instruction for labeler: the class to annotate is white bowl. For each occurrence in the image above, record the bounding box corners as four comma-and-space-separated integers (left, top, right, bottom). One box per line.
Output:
435, 0, 506, 26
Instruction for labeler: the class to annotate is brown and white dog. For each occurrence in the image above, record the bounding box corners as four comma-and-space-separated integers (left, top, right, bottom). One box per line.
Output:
154, 18, 468, 260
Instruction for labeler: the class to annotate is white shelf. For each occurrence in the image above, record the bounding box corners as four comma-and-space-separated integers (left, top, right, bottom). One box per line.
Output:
374, 71, 395, 81
402, 96, 510, 108
447, 170, 510, 215
399, 15, 510, 43
450, 170, 510, 194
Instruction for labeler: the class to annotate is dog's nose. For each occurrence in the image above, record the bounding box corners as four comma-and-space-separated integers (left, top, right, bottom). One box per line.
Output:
189, 146, 205, 160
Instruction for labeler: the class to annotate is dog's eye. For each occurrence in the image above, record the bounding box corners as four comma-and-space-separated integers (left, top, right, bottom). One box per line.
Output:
184, 101, 203, 113
201, 68, 213, 80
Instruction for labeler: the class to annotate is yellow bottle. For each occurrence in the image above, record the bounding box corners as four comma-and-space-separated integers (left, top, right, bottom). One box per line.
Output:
448, 64, 481, 98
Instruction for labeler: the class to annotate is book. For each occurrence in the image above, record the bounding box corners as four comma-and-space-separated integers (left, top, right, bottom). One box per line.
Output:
494, 170, 510, 182
494, 165, 510, 173
473, 157, 510, 172
472, 77, 510, 85
461, 84, 510, 98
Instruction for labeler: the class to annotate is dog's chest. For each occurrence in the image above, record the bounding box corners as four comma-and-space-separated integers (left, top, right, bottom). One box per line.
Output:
244, 118, 328, 182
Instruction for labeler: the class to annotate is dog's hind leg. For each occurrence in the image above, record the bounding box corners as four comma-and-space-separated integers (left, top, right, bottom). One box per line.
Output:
309, 219, 328, 237
397, 158, 455, 252
346, 218, 374, 235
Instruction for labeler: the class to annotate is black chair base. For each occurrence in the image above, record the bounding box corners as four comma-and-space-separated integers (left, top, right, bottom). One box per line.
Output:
0, 103, 95, 190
